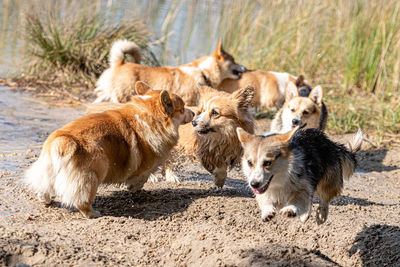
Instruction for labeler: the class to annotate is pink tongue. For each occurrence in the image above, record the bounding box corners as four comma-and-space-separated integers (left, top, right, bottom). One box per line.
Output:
253, 188, 262, 194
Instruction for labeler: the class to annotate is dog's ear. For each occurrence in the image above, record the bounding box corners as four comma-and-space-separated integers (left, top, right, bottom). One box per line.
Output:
295, 75, 305, 86
135, 81, 152, 95
278, 125, 301, 144
285, 81, 299, 101
160, 90, 174, 116
233, 85, 255, 111
236, 127, 254, 144
308, 85, 323, 105
214, 37, 225, 57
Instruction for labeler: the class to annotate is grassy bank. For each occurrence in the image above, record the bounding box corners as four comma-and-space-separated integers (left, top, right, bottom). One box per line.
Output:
216, 0, 400, 136
4, 0, 400, 139
22, 2, 159, 91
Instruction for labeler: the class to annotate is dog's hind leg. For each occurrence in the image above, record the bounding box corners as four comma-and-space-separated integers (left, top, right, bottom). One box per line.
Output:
316, 199, 329, 225
212, 166, 227, 188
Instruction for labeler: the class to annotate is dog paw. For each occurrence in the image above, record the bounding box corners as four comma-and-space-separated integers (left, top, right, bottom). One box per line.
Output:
261, 211, 276, 222
164, 169, 181, 183
316, 206, 328, 225
148, 174, 159, 183
280, 206, 298, 218
84, 209, 101, 219
300, 212, 310, 223
38, 193, 52, 205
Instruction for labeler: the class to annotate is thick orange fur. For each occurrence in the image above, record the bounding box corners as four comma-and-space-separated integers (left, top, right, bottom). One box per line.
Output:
163, 85, 255, 187
25, 82, 194, 218
218, 71, 310, 111
95, 38, 246, 106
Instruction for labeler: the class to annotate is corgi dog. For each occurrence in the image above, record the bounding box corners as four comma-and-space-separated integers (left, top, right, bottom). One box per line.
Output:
94, 38, 247, 106
237, 127, 362, 224
163, 85, 255, 187
25, 82, 194, 218
218, 71, 311, 111
270, 81, 328, 133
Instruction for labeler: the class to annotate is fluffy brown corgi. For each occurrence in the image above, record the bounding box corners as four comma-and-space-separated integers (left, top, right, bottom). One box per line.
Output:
94, 38, 246, 106
270, 81, 327, 133
237, 127, 362, 224
218, 71, 311, 111
163, 85, 255, 187
25, 82, 194, 218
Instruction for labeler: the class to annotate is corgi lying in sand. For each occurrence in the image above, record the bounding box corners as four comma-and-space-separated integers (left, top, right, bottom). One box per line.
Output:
94, 38, 247, 106
218, 71, 311, 111
25, 82, 194, 218
237, 126, 362, 224
162, 85, 255, 187
270, 81, 328, 133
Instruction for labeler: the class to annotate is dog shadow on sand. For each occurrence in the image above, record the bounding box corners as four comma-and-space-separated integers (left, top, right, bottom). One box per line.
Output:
357, 148, 399, 172
89, 170, 253, 220
348, 224, 400, 266
237, 244, 340, 266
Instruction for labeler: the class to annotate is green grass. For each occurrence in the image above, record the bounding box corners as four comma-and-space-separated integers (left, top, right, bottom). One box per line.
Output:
213, 0, 400, 136
13, 0, 400, 138
24, 6, 159, 86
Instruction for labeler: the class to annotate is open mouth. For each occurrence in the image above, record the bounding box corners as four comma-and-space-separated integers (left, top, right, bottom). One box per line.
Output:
252, 175, 274, 194
232, 69, 242, 78
291, 122, 306, 129
197, 128, 215, 135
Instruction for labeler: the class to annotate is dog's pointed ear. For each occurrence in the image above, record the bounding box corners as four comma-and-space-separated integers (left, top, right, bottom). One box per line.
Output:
295, 75, 305, 87
308, 85, 323, 105
285, 81, 299, 101
278, 125, 301, 143
160, 90, 173, 116
236, 127, 254, 144
135, 81, 152, 95
214, 37, 225, 57
233, 85, 255, 111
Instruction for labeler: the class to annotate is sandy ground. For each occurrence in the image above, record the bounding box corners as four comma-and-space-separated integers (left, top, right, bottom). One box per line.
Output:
0, 87, 399, 266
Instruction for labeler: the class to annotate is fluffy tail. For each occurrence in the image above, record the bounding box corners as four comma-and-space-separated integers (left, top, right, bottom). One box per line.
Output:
109, 40, 141, 67
341, 130, 363, 180
346, 130, 363, 153
25, 136, 80, 206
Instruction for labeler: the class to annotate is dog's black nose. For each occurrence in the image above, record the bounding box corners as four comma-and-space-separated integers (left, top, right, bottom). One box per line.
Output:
250, 181, 260, 188
192, 120, 197, 127
292, 119, 300, 126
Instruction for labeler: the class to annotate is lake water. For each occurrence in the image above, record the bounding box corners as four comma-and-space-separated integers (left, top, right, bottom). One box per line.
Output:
0, 0, 225, 78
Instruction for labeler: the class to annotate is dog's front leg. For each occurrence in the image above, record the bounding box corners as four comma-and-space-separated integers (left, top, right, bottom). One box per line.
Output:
280, 188, 313, 222
212, 166, 227, 188
256, 194, 276, 222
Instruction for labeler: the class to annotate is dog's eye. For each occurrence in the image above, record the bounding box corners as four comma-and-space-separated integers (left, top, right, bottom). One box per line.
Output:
211, 109, 219, 117
263, 160, 272, 167
303, 110, 309, 115
290, 108, 295, 112
247, 160, 253, 167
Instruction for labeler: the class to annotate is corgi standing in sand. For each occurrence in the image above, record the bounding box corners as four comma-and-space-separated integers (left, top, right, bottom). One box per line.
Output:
94, 38, 247, 106
237, 126, 362, 224
25, 82, 194, 218
162, 85, 255, 187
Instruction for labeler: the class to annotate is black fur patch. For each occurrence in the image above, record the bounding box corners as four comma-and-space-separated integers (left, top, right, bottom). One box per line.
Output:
288, 128, 357, 189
